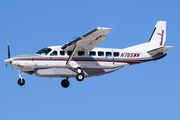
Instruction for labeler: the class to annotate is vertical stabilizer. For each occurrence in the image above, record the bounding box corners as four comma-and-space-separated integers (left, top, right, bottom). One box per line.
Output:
148, 21, 166, 49
124, 21, 168, 51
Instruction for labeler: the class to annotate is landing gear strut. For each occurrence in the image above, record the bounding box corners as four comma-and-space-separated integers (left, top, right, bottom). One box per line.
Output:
17, 71, 25, 86
61, 78, 69, 88
76, 68, 84, 81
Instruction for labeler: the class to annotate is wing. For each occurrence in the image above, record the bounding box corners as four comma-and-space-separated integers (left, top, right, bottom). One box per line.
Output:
61, 27, 112, 52
62, 27, 112, 65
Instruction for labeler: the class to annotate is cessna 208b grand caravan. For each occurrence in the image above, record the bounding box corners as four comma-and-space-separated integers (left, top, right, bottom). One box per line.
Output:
4, 21, 172, 88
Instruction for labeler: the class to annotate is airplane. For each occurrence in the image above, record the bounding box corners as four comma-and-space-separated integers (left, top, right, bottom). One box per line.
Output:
4, 21, 172, 88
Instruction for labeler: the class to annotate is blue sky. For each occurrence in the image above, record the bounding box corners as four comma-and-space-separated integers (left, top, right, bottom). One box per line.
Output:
0, 0, 179, 120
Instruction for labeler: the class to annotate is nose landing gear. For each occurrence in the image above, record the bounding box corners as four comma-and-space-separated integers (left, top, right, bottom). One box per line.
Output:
17, 71, 25, 86
17, 78, 25, 86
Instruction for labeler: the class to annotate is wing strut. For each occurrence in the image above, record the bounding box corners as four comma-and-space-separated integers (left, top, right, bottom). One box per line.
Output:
66, 45, 78, 65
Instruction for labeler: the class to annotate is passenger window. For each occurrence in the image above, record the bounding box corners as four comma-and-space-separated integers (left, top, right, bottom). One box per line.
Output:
106, 52, 112, 57
113, 52, 119, 57
60, 51, 65, 55
78, 51, 85, 56
98, 51, 104, 56
50, 51, 58, 56
67, 51, 72, 56
89, 51, 96, 56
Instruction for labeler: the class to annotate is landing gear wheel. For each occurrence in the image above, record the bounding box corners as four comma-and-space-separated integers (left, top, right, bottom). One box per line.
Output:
76, 73, 84, 81
61, 79, 70, 88
17, 78, 25, 86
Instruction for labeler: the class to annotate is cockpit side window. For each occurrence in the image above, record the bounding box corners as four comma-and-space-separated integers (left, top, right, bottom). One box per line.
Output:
50, 51, 58, 56
36, 48, 52, 56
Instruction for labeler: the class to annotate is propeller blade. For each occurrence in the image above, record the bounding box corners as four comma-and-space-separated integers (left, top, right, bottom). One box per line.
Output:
11, 64, 14, 72
5, 63, 8, 69
7, 42, 10, 58
5, 42, 14, 72
5, 63, 14, 72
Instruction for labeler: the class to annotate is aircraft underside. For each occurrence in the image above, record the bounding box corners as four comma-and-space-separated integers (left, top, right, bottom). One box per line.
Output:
34, 66, 123, 78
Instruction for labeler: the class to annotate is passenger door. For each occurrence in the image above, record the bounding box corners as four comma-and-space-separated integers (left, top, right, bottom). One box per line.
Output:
105, 50, 114, 66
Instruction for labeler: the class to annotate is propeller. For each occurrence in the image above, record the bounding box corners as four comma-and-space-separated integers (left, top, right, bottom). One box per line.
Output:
5, 42, 14, 71
8, 42, 10, 59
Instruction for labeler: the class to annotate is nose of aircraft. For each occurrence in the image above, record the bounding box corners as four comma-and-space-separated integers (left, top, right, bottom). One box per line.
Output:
4, 58, 13, 64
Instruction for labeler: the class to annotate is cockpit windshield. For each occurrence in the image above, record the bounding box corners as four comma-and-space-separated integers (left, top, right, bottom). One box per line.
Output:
36, 48, 52, 56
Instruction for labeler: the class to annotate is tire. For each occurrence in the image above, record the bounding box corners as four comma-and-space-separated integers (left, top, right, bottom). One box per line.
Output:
76, 73, 84, 81
17, 78, 25, 86
61, 79, 70, 88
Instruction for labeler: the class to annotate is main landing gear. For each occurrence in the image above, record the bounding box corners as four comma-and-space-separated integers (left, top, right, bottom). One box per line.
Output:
76, 67, 84, 81
61, 78, 70, 88
17, 71, 25, 86
61, 68, 85, 88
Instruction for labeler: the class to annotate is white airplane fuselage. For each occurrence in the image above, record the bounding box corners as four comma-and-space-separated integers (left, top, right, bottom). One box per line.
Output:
7, 46, 166, 78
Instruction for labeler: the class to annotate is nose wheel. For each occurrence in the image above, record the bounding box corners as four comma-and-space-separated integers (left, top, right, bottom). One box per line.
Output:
17, 71, 25, 86
17, 78, 25, 86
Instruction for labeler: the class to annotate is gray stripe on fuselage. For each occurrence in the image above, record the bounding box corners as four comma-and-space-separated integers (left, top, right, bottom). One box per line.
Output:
12, 54, 44, 59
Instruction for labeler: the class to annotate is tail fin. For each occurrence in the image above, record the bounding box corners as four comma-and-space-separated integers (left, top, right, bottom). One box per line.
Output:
124, 21, 172, 52
148, 21, 166, 48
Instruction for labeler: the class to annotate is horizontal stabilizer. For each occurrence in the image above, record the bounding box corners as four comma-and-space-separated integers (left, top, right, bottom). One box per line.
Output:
148, 46, 173, 56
